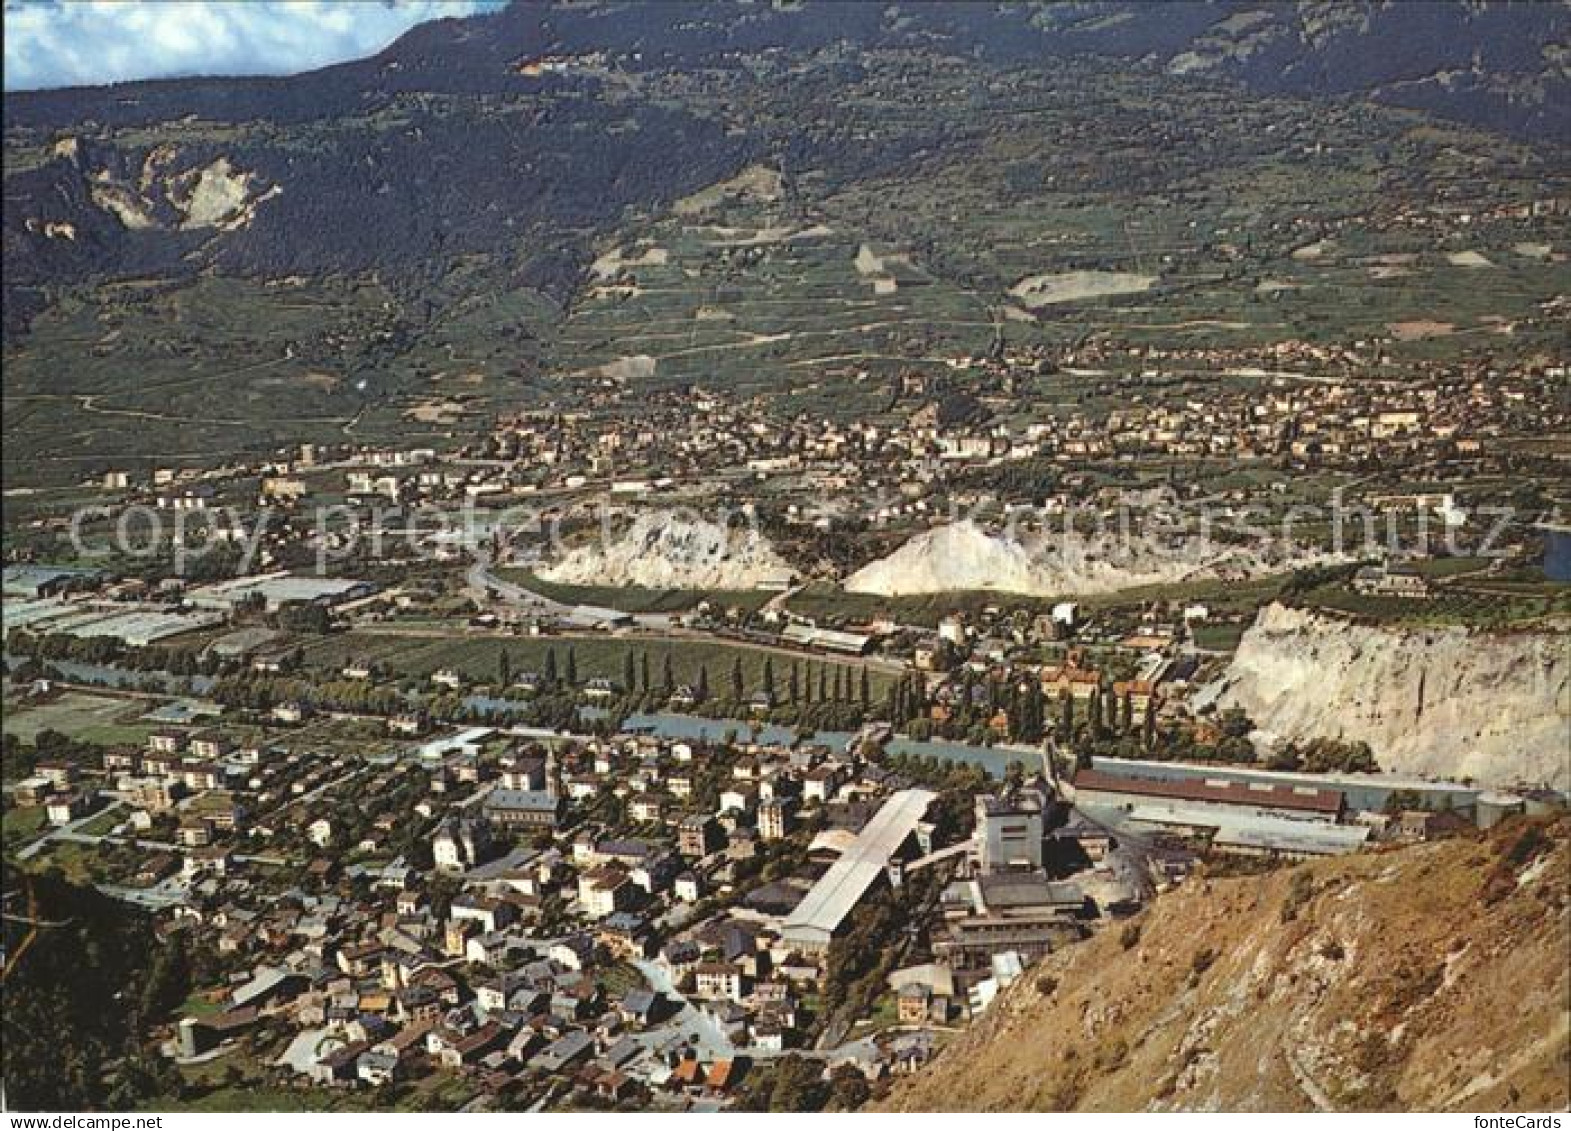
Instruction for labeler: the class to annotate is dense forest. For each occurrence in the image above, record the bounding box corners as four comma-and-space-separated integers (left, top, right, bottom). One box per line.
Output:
1, 871, 194, 1109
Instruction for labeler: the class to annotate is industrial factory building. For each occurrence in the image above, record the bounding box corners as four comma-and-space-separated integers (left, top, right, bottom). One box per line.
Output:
781, 788, 935, 953
1072, 767, 1345, 822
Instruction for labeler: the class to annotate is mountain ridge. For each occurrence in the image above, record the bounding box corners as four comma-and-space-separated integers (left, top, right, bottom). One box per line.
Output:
5, 1, 1566, 334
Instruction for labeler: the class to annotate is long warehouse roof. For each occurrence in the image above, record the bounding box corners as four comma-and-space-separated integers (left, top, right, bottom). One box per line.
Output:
1074, 767, 1343, 815
1123, 802, 1371, 855
783, 788, 935, 939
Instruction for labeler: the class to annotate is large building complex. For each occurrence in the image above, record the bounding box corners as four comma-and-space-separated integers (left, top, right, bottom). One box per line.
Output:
1073, 763, 1381, 860
1072, 767, 1345, 822
972, 788, 1048, 872
781, 788, 935, 952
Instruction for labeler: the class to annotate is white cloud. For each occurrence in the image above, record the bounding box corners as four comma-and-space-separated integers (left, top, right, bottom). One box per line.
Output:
3, 0, 498, 92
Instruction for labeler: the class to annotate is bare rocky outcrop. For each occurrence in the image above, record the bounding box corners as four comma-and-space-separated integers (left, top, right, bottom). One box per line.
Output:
538, 511, 795, 591
173, 157, 266, 230
85, 149, 271, 232
1205, 602, 1570, 789
844, 520, 1337, 598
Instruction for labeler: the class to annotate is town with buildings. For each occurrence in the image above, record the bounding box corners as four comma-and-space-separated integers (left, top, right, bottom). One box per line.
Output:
3, 499, 1559, 1109
2, 182, 1568, 1109
3, 0, 1568, 1118
31, 345, 1566, 526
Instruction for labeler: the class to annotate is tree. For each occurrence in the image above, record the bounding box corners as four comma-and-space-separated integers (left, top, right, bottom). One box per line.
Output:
272, 601, 331, 634
859, 667, 871, 707
1018, 680, 1044, 742
544, 647, 558, 686
498, 647, 512, 687
1384, 788, 1424, 814
762, 657, 776, 699
789, 662, 801, 703
767, 1054, 829, 1112
696, 664, 710, 701
828, 1063, 871, 1110
1298, 737, 1378, 774
1268, 743, 1303, 771
730, 657, 744, 701
566, 647, 578, 687
661, 653, 674, 694
139, 935, 191, 1020
1218, 707, 1253, 740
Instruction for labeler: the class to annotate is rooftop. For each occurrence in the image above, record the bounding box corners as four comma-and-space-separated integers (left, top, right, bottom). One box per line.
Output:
1073, 767, 1342, 815
2, 564, 102, 594
1089, 755, 1480, 798
1120, 802, 1372, 855
783, 788, 935, 942
187, 572, 371, 609
485, 789, 559, 812
975, 873, 1085, 913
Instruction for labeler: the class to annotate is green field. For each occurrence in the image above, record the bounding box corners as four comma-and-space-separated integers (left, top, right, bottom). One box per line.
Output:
785, 583, 1056, 628
1, 264, 561, 488
2, 804, 48, 846
1407, 556, 1494, 579
1190, 622, 1251, 653
1298, 580, 1571, 629
163, 1082, 370, 1114
548, 184, 1001, 410
73, 807, 126, 838
2, 691, 158, 746
169, 1050, 482, 1113
28, 838, 100, 884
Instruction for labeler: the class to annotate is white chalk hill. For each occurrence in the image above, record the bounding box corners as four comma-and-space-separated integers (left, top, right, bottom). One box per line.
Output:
538, 512, 795, 591
844, 520, 1329, 597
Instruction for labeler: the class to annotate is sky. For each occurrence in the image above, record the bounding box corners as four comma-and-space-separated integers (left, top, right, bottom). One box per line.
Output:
3, 0, 506, 92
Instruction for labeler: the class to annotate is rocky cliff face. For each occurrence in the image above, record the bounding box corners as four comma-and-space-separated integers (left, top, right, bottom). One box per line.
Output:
1205, 602, 1569, 789
879, 819, 1571, 1112
80, 146, 274, 233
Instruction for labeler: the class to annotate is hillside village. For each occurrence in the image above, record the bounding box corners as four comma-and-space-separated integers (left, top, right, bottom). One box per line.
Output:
39, 343, 1567, 521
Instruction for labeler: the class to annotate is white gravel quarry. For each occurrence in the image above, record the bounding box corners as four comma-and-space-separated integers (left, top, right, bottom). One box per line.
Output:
844, 519, 1336, 598
539, 511, 796, 590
